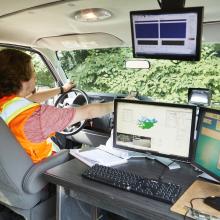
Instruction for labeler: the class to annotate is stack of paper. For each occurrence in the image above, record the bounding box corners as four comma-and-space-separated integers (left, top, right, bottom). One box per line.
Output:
70, 148, 128, 167
97, 145, 150, 159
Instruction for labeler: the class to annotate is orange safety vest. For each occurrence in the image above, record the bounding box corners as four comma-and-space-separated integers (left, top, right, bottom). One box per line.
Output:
0, 96, 53, 163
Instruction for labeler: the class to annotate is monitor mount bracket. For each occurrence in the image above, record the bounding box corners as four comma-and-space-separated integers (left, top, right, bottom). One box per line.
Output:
125, 152, 181, 170
157, 0, 185, 10
154, 156, 181, 170
198, 172, 220, 183
143, 153, 181, 170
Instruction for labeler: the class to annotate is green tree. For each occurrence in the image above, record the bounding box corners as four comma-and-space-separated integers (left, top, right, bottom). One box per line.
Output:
31, 53, 55, 88
59, 44, 220, 104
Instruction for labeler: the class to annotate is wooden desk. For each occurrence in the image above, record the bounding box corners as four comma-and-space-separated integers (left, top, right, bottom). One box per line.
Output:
44, 158, 199, 220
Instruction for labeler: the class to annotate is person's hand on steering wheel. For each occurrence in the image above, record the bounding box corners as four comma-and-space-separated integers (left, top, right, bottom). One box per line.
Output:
55, 87, 90, 135
61, 81, 76, 93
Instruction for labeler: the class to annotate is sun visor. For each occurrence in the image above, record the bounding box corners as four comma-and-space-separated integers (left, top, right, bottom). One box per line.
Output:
35, 33, 125, 50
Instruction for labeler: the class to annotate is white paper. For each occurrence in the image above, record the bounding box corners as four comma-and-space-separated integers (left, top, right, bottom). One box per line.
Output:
98, 145, 150, 159
70, 148, 128, 167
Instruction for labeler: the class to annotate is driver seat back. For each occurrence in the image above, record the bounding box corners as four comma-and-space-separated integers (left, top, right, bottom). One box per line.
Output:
0, 117, 70, 219
0, 117, 43, 209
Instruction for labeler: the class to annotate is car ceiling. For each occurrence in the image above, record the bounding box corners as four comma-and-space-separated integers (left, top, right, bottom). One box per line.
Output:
0, 0, 220, 51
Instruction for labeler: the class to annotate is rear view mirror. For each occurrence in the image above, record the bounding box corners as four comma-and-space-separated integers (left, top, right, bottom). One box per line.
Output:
125, 59, 150, 69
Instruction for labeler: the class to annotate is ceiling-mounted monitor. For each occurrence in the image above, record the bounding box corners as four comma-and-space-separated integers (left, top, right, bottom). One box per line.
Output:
130, 7, 203, 61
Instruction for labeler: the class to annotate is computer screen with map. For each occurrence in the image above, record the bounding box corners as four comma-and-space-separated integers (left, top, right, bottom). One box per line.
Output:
192, 107, 220, 181
113, 99, 196, 161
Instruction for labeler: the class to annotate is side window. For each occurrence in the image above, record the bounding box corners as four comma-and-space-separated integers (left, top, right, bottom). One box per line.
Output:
28, 51, 56, 105
30, 52, 55, 90
0, 47, 56, 90
0, 47, 56, 104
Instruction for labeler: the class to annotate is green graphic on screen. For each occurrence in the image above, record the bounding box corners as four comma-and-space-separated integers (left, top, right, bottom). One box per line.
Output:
137, 116, 157, 129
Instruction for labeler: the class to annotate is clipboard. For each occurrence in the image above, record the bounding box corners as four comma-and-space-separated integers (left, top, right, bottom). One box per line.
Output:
171, 180, 220, 219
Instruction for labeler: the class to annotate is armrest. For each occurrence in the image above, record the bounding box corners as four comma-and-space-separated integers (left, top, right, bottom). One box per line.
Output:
23, 149, 70, 194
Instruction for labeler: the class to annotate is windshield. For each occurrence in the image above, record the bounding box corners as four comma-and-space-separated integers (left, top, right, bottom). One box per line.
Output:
58, 43, 220, 105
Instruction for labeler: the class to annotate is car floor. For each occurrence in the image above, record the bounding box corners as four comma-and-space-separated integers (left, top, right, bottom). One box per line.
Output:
0, 204, 24, 220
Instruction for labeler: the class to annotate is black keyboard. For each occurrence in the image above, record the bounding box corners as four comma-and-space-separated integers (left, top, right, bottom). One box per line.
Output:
82, 164, 181, 204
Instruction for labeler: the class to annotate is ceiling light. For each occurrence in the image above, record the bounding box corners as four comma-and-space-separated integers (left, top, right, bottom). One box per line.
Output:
73, 8, 112, 22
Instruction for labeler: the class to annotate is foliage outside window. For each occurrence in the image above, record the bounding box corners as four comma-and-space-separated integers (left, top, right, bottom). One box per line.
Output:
59, 44, 220, 104
0, 48, 55, 90
30, 53, 55, 89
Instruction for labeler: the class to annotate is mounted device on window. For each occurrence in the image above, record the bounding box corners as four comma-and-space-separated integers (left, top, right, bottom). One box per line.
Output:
188, 88, 212, 106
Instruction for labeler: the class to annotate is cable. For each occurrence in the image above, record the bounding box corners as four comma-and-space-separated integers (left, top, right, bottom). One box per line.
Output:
75, 200, 91, 218
183, 197, 205, 219
190, 197, 205, 210
183, 208, 190, 220
157, 161, 175, 181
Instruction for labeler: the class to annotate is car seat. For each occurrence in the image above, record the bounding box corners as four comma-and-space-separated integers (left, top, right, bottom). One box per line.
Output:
0, 117, 70, 220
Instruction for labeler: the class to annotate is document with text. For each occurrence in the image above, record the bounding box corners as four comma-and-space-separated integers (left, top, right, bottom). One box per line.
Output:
70, 147, 128, 167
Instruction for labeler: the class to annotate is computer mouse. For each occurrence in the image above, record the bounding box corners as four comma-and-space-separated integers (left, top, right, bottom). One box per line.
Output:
203, 196, 220, 211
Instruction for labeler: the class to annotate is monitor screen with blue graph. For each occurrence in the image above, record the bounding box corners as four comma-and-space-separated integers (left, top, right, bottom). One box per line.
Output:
130, 7, 203, 61
193, 107, 220, 181
113, 99, 196, 161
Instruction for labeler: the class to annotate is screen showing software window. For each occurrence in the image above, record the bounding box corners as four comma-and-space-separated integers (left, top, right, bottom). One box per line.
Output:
131, 8, 201, 59
115, 101, 195, 159
193, 109, 220, 181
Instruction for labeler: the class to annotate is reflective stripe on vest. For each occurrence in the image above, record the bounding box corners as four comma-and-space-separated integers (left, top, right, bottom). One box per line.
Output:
0, 97, 39, 124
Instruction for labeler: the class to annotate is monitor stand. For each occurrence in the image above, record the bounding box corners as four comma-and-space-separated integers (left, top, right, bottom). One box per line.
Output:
198, 172, 220, 183
126, 151, 155, 160
127, 151, 181, 170
154, 156, 181, 170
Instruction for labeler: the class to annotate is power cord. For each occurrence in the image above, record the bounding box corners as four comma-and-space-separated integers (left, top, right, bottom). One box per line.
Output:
157, 161, 175, 181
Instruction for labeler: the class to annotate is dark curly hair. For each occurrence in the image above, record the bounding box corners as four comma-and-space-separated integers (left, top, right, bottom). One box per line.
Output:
0, 49, 32, 98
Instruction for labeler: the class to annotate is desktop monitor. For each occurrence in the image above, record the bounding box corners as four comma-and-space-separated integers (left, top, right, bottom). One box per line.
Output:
130, 7, 204, 61
192, 107, 220, 181
113, 99, 197, 161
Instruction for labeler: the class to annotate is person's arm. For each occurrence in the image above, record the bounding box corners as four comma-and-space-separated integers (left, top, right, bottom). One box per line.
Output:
70, 102, 114, 125
27, 81, 75, 103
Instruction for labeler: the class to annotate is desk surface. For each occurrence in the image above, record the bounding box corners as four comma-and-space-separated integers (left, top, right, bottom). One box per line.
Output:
44, 157, 199, 220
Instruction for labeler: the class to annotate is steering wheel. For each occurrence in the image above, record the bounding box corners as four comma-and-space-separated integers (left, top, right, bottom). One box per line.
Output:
55, 88, 90, 135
